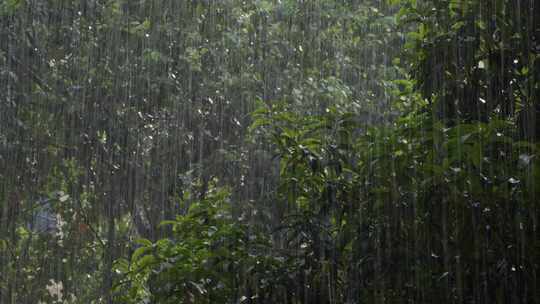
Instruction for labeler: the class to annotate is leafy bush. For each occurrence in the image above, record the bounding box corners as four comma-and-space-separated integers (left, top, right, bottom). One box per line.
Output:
114, 185, 288, 303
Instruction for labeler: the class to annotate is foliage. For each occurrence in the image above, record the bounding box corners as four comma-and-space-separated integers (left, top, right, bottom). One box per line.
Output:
1, 0, 539, 303
250, 87, 539, 302
396, 0, 540, 135
1, 0, 400, 301
114, 184, 288, 303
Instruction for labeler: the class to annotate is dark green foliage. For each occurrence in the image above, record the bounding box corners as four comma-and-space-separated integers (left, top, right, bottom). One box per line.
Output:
397, 0, 540, 138
251, 98, 539, 302
115, 185, 289, 304
1, 0, 400, 301
1, 0, 539, 303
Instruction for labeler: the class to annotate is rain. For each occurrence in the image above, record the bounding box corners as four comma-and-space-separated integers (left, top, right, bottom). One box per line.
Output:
0, 0, 538, 303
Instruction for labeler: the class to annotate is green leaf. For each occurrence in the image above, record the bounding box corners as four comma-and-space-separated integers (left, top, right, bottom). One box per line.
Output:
16, 226, 29, 240
113, 258, 130, 274
135, 238, 153, 247
136, 254, 156, 268
159, 220, 177, 227
452, 21, 465, 31
132, 246, 151, 262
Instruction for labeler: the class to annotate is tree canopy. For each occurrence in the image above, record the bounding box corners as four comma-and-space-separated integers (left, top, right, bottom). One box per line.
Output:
1, 0, 538, 303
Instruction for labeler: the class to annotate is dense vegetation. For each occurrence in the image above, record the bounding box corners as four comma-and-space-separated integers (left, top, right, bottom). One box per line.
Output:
0, 0, 538, 303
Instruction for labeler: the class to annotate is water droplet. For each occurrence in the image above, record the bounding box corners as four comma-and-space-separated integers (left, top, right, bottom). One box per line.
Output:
508, 177, 520, 184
